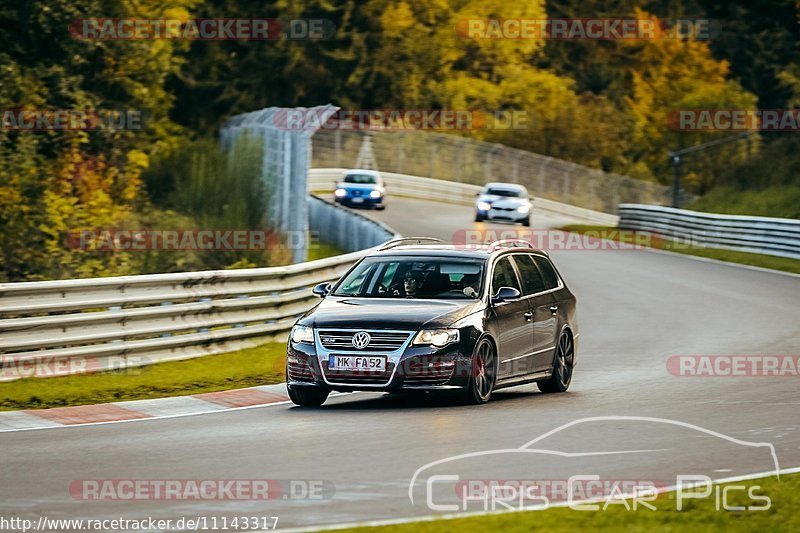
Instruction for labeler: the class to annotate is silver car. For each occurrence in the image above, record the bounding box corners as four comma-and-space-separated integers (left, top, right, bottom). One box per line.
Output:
475, 183, 532, 226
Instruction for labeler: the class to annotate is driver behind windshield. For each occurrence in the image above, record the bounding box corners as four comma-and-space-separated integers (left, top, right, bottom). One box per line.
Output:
461, 274, 480, 298
402, 271, 424, 298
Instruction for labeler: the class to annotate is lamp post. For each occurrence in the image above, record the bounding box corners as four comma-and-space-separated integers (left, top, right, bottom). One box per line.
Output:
668, 132, 751, 209
670, 153, 681, 208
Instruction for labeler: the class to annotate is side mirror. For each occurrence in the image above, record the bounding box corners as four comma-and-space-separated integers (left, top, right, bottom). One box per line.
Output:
492, 286, 521, 303
312, 282, 332, 298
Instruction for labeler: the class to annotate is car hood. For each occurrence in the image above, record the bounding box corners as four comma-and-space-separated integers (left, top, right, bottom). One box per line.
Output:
300, 297, 484, 330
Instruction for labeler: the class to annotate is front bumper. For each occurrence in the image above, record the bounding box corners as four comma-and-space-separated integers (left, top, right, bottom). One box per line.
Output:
335, 195, 384, 208
477, 207, 529, 222
286, 342, 474, 392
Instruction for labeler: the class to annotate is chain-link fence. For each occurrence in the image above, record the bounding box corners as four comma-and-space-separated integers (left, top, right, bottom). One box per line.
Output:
220, 105, 339, 262
311, 129, 671, 213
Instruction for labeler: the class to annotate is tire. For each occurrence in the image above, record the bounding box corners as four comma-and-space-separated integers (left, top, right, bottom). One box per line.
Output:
538, 332, 574, 393
288, 385, 330, 406
463, 338, 497, 404
376, 204, 386, 210
475, 214, 485, 222
521, 216, 530, 227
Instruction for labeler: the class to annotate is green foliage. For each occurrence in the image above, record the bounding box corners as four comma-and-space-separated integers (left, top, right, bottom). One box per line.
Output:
689, 186, 800, 220
142, 135, 293, 271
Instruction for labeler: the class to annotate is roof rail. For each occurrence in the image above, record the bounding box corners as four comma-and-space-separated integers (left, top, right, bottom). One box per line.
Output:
378, 237, 446, 251
487, 239, 534, 252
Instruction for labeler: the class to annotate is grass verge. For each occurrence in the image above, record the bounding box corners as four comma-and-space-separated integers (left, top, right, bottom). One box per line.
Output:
559, 225, 800, 275
0, 342, 286, 411
342, 473, 799, 532
308, 241, 346, 261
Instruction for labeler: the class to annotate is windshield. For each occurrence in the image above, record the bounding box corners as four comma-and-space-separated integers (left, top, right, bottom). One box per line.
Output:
344, 174, 377, 185
332, 257, 485, 299
485, 187, 522, 197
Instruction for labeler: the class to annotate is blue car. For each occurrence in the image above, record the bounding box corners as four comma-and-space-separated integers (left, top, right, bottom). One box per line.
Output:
334, 170, 386, 210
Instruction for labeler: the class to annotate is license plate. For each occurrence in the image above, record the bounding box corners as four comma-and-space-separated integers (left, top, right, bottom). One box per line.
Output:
329, 355, 386, 371
351, 197, 364, 203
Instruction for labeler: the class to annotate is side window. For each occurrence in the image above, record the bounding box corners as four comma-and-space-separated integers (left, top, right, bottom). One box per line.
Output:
491, 257, 521, 294
511, 255, 547, 295
380, 262, 399, 287
531, 255, 561, 290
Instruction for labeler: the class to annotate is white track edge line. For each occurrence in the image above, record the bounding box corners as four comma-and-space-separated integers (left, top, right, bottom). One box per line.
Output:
274, 465, 800, 533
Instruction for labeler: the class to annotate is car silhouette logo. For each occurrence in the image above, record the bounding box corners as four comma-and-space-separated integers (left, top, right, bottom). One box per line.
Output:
352, 331, 371, 349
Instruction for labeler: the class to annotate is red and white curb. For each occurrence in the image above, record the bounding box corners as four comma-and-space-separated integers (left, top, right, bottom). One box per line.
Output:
0, 383, 293, 432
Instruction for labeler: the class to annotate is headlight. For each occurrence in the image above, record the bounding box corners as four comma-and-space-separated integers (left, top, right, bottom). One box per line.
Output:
291, 325, 314, 344
369, 190, 382, 198
413, 328, 460, 347
334, 188, 347, 198
477, 202, 491, 211
516, 205, 530, 213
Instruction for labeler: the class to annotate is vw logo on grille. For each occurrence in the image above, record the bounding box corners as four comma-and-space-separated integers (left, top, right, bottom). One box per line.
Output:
351, 331, 371, 349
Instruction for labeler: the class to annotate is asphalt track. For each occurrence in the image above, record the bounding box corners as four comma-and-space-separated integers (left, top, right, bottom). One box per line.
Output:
1, 197, 799, 530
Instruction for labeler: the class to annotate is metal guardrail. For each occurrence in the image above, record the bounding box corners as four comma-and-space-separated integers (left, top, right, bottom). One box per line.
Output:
0, 195, 397, 381
309, 168, 620, 226
619, 204, 800, 259
309, 194, 397, 252
311, 129, 672, 212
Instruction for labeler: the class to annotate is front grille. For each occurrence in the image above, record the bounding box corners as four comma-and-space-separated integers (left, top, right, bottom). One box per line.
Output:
493, 207, 515, 212
318, 330, 412, 352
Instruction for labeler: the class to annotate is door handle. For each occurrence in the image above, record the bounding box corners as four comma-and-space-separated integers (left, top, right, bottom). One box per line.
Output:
549, 305, 559, 314
523, 312, 533, 321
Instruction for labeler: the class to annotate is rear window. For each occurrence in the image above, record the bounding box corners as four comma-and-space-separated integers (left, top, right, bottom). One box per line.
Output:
344, 174, 377, 184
